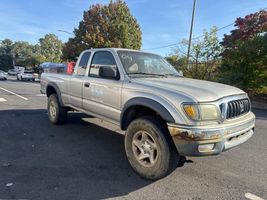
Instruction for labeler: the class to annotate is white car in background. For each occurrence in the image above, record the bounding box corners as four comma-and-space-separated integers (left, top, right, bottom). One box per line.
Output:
0, 70, 7, 80
8, 69, 20, 76
17, 71, 35, 81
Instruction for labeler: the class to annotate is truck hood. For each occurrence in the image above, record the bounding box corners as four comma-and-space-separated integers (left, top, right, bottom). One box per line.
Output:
132, 77, 245, 102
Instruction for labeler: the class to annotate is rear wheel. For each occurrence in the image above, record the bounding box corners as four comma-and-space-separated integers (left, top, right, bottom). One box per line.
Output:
125, 117, 179, 180
47, 94, 67, 124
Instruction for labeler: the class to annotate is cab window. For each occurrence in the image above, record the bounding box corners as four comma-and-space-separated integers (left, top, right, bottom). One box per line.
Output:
89, 51, 117, 78
76, 52, 91, 76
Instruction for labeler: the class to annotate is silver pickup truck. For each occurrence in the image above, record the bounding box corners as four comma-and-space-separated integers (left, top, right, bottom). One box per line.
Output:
41, 48, 255, 180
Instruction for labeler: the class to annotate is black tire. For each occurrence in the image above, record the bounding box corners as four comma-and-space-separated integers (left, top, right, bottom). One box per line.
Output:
47, 94, 67, 124
32, 78, 35, 82
125, 117, 179, 180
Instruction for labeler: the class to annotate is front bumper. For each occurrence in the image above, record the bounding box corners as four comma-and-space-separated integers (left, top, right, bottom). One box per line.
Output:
168, 113, 255, 156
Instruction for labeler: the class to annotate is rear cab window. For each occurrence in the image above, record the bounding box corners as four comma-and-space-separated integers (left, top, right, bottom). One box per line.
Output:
75, 51, 91, 76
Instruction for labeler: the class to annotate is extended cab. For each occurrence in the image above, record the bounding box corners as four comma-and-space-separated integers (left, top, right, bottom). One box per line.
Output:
40, 48, 255, 180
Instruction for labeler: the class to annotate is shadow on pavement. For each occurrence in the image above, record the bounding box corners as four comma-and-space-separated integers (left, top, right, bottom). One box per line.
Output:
4, 108, 264, 199
0, 109, 152, 200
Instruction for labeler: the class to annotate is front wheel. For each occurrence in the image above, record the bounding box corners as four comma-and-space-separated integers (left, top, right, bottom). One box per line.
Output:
47, 94, 67, 124
125, 117, 179, 180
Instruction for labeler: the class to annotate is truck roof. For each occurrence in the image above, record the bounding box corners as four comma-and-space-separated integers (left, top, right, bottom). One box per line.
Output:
82, 48, 155, 55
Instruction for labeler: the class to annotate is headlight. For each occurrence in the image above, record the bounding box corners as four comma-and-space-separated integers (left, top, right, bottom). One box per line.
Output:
183, 104, 219, 121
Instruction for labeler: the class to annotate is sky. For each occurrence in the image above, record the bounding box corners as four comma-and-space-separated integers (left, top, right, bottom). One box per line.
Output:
0, 0, 266, 56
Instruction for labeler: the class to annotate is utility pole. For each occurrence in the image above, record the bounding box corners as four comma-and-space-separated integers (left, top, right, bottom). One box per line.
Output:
186, 0, 197, 67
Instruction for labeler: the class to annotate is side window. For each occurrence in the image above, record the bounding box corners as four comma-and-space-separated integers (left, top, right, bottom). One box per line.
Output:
89, 51, 117, 78
76, 52, 91, 76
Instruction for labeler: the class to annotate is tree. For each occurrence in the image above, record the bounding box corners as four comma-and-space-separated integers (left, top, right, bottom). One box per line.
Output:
0, 39, 14, 71
220, 10, 267, 93
39, 34, 63, 62
11, 41, 37, 67
165, 55, 187, 73
63, 0, 142, 60
167, 27, 222, 81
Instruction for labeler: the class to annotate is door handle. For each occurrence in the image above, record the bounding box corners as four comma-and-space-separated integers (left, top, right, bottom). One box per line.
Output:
84, 82, 90, 87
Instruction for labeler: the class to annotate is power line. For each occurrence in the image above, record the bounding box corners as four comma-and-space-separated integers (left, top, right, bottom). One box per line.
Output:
143, 7, 267, 51
142, 43, 179, 51
142, 22, 235, 51
192, 22, 235, 40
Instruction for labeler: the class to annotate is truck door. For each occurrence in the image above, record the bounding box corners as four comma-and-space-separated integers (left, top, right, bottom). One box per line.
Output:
69, 51, 91, 108
82, 51, 122, 123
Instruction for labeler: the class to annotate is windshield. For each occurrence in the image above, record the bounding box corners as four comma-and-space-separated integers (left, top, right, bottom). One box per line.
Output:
117, 51, 180, 77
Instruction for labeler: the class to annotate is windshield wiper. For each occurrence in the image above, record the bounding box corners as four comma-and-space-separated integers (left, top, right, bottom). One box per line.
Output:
163, 73, 181, 77
127, 72, 165, 77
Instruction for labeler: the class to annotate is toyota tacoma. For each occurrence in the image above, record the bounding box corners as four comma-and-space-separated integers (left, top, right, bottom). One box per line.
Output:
40, 48, 255, 180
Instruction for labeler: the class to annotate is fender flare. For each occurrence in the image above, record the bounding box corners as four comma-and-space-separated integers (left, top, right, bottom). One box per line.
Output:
120, 97, 175, 130
46, 82, 64, 106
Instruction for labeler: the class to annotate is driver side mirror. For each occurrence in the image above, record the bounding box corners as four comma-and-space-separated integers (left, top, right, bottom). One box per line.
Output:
99, 66, 119, 80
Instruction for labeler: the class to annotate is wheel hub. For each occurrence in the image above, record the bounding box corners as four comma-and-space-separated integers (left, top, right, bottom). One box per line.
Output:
49, 101, 56, 119
132, 130, 158, 167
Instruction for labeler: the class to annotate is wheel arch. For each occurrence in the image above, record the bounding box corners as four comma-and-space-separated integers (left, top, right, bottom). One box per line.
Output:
120, 97, 175, 130
46, 82, 64, 106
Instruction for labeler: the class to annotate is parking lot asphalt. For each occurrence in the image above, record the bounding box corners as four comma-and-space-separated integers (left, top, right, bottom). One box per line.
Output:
0, 77, 266, 200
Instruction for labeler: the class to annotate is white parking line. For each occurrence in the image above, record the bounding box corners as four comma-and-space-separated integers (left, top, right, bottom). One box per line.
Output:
36, 94, 46, 97
245, 193, 264, 200
0, 87, 28, 101
0, 98, 7, 102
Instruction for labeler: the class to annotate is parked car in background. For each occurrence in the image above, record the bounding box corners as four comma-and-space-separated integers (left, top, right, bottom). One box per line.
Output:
0, 70, 7, 80
8, 69, 20, 76
14, 66, 25, 72
17, 70, 35, 81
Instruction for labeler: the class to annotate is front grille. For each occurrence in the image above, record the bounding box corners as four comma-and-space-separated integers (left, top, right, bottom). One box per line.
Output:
226, 98, 250, 119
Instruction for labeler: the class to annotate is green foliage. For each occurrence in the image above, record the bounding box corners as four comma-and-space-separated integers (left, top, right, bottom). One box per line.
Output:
0, 34, 63, 71
220, 10, 267, 93
63, 0, 142, 60
11, 41, 39, 67
165, 55, 187, 73
0, 55, 13, 71
0, 39, 13, 54
167, 27, 222, 81
0, 39, 13, 71
220, 34, 267, 93
39, 34, 63, 63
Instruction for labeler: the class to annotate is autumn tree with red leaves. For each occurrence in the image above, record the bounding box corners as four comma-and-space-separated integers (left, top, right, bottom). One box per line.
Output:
219, 10, 267, 93
62, 0, 142, 60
